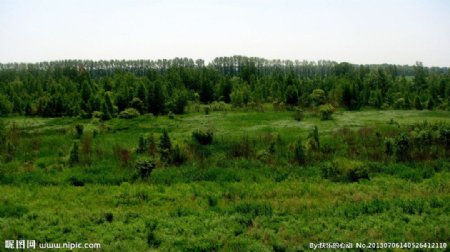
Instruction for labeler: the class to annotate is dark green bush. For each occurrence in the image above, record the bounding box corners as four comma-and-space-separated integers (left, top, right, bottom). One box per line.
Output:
229, 136, 254, 158
0, 201, 28, 218
293, 139, 305, 165
137, 134, 156, 154
170, 145, 188, 166
135, 158, 156, 179
69, 141, 79, 165
384, 138, 394, 158
293, 108, 304, 121
192, 129, 214, 145
395, 133, 411, 162
322, 158, 369, 182
75, 124, 84, 138
158, 130, 172, 162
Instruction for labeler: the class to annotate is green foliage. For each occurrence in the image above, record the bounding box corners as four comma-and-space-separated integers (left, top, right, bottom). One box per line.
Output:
384, 138, 394, 158
130, 97, 145, 114
293, 108, 304, 121
170, 90, 188, 114
393, 98, 407, 109
319, 104, 334, 120
307, 125, 320, 150
192, 129, 214, 145
69, 141, 79, 165
137, 134, 157, 155
75, 124, 84, 138
113, 144, 133, 168
135, 158, 156, 179
322, 158, 369, 182
0, 107, 450, 251
235, 202, 273, 217
203, 106, 210, 115
285, 85, 298, 106
414, 96, 423, 110
229, 135, 254, 158
395, 133, 411, 162
310, 89, 326, 106
5, 141, 15, 162
293, 138, 306, 165
118, 108, 140, 119
159, 130, 172, 162
170, 145, 188, 166
0, 94, 13, 115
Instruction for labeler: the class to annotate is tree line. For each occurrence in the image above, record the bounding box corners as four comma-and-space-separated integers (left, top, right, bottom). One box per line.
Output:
0, 56, 449, 118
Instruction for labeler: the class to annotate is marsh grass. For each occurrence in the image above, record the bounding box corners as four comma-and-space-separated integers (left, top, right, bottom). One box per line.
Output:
0, 109, 449, 250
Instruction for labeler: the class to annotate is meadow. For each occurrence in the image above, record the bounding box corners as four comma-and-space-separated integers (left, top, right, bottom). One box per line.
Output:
0, 107, 449, 251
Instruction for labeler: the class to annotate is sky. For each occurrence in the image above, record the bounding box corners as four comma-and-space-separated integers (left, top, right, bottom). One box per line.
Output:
0, 0, 449, 66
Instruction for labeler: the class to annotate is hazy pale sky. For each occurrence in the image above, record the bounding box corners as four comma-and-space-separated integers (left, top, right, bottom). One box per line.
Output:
0, 0, 449, 66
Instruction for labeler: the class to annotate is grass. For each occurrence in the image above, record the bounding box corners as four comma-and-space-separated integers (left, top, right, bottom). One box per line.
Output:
1, 108, 449, 251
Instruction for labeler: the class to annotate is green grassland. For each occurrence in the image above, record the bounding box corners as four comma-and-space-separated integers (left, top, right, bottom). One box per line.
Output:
1, 108, 449, 251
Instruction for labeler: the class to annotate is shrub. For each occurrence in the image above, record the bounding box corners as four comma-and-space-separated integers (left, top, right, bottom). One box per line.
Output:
0, 119, 6, 147
311, 88, 326, 106
427, 98, 435, 110
113, 144, 132, 167
285, 85, 299, 106
136, 134, 157, 156
4, 141, 15, 162
395, 133, 411, 162
137, 135, 147, 154
75, 124, 84, 138
293, 108, 304, 121
319, 104, 334, 120
80, 135, 93, 164
384, 138, 394, 158
167, 111, 175, 119
130, 97, 145, 113
306, 126, 320, 150
229, 136, 254, 158
135, 158, 156, 179
92, 111, 103, 119
118, 108, 140, 119
170, 145, 188, 166
158, 130, 172, 162
414, 96, 423, 110
293, 139, 306, 165
204, 106, 210, 115
393, 98, 406, 109
192, 129, 214, 145
69, 141, 79, 165
321, 158, 369, 182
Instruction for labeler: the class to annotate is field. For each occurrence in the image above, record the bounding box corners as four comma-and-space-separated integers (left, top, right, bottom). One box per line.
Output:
1, 108, 449, 251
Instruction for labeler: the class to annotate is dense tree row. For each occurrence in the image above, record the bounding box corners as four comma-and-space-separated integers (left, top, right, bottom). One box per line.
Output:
0, 56, 449, 118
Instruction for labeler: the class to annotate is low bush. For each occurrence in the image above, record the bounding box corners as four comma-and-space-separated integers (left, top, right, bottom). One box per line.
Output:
319, 104, 334, 120
229, 136, 254, 158
192, 129, 214, 145
69, 141, 79, 165
135, 158, 156, 179
118, 108, 140, 119
74, 124, 84, 138
293, 108, 304, 121
113, 144, 133, 167
170, 145, 188, 166
321, 158, 369, 182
